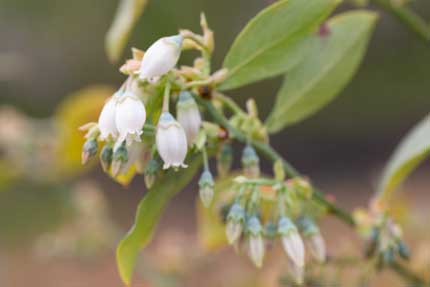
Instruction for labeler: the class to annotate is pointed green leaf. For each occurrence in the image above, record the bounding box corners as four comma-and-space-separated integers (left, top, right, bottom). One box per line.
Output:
378, 114, 430, 199
116, 157, 202, 286
105, 0, 149, 63
220, 0, 340, 91
266, 11, 378, 132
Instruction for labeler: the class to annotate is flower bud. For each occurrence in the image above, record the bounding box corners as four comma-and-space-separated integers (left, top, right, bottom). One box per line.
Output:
81, 138, 98, 165
139, 35, 183, 82
226, 203, 245, 244
156, 112, 188, 169
198, 170, 214, 208
247, 216, 265, 267
100, 143, 113, 172
111, 141, 128, 176
98, 94, 120, 140
115, 91, 146, 145
217, 143, 233, 177
144, 158, 161, 189
278, 217, 305, 268
397, 240, 410, 260
176, 91, 201, 146
241, 145, 260, 178
299, 217, 326, 263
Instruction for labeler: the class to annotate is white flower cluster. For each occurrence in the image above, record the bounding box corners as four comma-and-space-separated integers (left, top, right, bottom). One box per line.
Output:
94, 35, 202, 174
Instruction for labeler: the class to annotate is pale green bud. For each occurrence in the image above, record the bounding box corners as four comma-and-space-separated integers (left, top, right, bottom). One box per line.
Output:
111, 141, 128, 176
217, 143, 233, 177
82, 138, 98, 165
278, 217, 305, 268
144, 158, 161, 189
226, 203, 245, 244
241, 145, 260, 178
198, 170, 214, 207
99, 143, 113, 172
299, 217, 326, 263
246, 217, 265, 268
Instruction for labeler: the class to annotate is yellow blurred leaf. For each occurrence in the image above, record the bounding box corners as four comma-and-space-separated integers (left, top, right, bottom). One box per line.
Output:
106, 0, 149, 63
54, 85, 115, 177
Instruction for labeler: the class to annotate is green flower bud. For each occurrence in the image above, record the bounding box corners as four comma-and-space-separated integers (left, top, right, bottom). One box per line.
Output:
241, 145, 260, 178
217, 143, 233, 177
81, 138, 98, 165
397, 240, 410, 260
247, 215, 263, 237
99, 143, 113, 172
111, 141, 128, 176
226, 203, 245, 244
198, 170, 214, 208
144, 158, 161, 189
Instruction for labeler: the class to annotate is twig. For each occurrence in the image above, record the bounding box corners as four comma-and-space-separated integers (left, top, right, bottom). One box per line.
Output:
195, 96, 427, 286
372, 0, 430, 42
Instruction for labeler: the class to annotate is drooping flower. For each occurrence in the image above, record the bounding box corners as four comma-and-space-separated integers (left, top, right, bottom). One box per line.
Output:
139, 35, 183, 82
198, 170, 214, 207
278, 217, 305, 268
115, 91, 146, 145
176, 91, 201, 146
299, 217, 326, 263
156, 112, 188, 169
98, 93, 120, 140
307, 232, 326, 263
247, 216, 265, 268
226, 202, 245, 245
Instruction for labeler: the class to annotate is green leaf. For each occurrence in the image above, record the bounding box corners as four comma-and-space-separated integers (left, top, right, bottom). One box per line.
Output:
105, 0, 149, 63
265, 11, 378, 132
220, 0, 340, 91
116, 157, 202, 286
378, 114, 430, 199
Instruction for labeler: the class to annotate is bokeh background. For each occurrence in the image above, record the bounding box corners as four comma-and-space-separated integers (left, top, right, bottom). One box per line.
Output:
0, 0, 429, 286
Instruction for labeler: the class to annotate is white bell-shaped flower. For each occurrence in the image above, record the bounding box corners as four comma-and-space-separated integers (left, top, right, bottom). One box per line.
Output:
156, 112, 188, 169
139, 35, 183, 82
249, 234, 265, 268
98, 92, 120, 140
307, 232, 326, 263
115, 91, 146, 145
282, 232, 305, 268
177, 91, 201, 146
278, 217, 305, 268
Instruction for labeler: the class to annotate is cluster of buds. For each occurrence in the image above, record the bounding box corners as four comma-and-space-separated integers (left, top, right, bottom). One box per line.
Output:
366, 217, 409, 268
355, 198, 410, 268
223, 175, 327, 284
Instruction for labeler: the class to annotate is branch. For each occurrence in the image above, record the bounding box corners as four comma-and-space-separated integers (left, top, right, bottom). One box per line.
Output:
372, 0, 430, 42
195, 96, 427, 286
197, 95, 354, 225
390, 261, 427, 286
